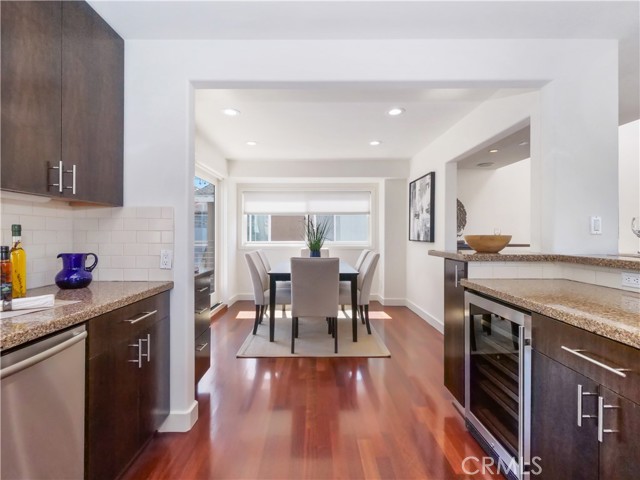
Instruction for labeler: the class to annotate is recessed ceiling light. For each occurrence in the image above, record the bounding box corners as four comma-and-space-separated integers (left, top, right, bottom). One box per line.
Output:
387, 107, 405, 116
477, 162, 494, 167
222, 108, 241, 116
369, 140, 382, 146
246, 141, 257, 146
489, 149, 499, 153
519, 141, 529, 146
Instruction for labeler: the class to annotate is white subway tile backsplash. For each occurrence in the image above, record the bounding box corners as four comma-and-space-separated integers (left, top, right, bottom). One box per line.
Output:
124, 218, 148, 231
137, 207, 162, 219
2, 202, 175, 289
148, 269, 173, 281
149, 218, 173, 231
161, 231, 173, 244
100, 268, 124, 281
99, 243, 124, 256
137, 231, 161, 244
111, 256, 138, 269
74, 218, 99, 231
517, 265, 544, 279
99, 218, 123, 231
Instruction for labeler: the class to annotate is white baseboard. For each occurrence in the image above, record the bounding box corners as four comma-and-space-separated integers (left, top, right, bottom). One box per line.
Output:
405, 300, 444, 334
158, 400, 198, 432
228, 294, 252, 306
373, 295, 405, 306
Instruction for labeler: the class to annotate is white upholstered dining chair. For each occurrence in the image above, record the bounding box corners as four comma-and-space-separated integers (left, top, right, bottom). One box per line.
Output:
290, 257, 339, 354
338, 252, 380, 335
245, 252, 291, 335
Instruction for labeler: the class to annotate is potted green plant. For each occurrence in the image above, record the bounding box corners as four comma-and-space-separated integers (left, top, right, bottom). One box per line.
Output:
304, 217, 330, 257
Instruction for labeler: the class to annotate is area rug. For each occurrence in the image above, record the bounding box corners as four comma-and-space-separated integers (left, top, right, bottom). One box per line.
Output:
236, 310, 391, 358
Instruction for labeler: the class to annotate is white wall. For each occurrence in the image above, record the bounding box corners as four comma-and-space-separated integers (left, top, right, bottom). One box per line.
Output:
618, 120, 640, 253
122, 37, 619, 430
458, 159, 531, 244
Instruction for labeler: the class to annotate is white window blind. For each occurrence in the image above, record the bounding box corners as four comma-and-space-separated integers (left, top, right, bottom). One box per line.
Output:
243, 191, 371, 215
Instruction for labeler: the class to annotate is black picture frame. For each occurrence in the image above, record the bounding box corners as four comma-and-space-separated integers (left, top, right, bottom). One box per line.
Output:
409, 172, 435, 242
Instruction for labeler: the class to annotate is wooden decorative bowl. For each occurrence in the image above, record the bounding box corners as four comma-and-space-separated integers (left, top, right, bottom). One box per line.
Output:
464, 235, 512, 253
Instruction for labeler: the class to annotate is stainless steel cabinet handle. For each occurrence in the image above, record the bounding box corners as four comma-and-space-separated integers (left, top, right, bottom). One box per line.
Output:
454, 265, 465, 288
48, 161, 63, 193
128, 339, 143, 368
124, 310, 157, 325
198, 287, 209, 293
146, 333, 151, 363
63, 164, 76, 195
561, 346, 629, 378
195, 342, 208, 352
597, 396, 620, 442
577, 384, 598, 426
140, 336, 149, 363
195, 307, 208, 314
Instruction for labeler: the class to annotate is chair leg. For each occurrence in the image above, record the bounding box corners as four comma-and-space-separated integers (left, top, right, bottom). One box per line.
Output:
359, 305, 365, 324
295, 317, 299, 338
253, 305, 260, 334
364, 305, 372, 335
334, 318, 338, 353
259, 305, 265, 324
291, 317, 296, 354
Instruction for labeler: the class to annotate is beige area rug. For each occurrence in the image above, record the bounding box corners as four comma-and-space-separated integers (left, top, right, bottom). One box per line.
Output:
236, 310, 391, 358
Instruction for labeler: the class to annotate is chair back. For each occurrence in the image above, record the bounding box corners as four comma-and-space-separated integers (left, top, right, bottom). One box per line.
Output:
257, 250, 271, 272
358, 252, 380, 305
245, 252, 267, 305
354, 249, 371, 270
290, 257, 339, 318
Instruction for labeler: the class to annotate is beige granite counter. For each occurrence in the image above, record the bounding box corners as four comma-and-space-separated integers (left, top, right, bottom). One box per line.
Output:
428, 250, 640, 271
461, 278, 640, 349
0, 281, 173, 351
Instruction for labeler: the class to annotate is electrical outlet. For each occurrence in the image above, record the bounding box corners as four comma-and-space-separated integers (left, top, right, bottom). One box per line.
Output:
590, 216, 602, 235
621, 272, 640, 289
160, 249, 173, 270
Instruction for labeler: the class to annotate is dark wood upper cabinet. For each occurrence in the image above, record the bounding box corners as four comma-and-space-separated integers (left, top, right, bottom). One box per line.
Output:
1, 1, 62, 196
1, 0, 123, 206
62, 1, 124, 206
443, 259, 466, 406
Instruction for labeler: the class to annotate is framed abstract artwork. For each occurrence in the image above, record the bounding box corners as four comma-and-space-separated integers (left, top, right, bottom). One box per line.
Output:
409, 172, 435, 242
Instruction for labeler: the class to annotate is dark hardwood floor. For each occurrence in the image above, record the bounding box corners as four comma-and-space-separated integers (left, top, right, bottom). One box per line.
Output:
122, 302, 502, 479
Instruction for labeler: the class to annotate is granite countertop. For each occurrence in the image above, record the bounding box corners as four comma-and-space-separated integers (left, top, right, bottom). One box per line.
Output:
429, 250, 640, 271
461, 278, 640, 349
0, 281, 173, 352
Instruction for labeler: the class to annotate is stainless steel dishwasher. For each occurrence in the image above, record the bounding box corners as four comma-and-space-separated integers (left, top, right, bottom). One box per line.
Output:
1, 325, 87, 479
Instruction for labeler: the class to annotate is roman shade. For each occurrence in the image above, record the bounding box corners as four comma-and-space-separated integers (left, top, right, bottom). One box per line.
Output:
242, 191, 371, 215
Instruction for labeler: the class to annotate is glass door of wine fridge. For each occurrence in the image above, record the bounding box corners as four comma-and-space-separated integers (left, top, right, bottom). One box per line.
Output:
465, 291, 532, 480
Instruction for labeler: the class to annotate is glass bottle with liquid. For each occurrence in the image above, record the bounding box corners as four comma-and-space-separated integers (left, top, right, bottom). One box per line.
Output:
1, 246, 12, 310
10, 224, 26, 298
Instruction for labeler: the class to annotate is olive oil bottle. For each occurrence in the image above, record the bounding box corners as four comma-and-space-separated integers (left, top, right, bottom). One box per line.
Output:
10, 224, 26, 298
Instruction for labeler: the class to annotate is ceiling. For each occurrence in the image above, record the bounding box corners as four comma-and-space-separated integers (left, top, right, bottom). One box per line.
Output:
457, 126, 530, 170
90, 0, 639, 165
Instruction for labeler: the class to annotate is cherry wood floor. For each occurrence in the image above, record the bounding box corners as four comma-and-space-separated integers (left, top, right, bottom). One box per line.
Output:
122, 302, 502, 480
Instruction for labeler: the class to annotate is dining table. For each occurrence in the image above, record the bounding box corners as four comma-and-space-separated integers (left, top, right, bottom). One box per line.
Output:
268, 260, 359, 343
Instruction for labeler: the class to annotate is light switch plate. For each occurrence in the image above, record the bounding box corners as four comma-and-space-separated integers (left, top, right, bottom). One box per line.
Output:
590, 216, 602, 235
160, 249, 173, 269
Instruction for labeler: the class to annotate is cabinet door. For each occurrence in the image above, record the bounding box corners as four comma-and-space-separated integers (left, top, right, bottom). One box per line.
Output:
531, 351, 599, 480
1, 1, 61, 197
138, 315, 170, 446
599, 387, 640, 480
443, 259, 466, 406
87, 339, 140, 480
61, 1, 124, 206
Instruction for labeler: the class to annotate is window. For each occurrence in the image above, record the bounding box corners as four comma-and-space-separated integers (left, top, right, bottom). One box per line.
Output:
242, 189, 372, 245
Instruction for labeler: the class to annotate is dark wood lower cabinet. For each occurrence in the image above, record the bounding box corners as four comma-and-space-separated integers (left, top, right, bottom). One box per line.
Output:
86, 293, 170, 480
531, 314, 640, 480
443, 259, 466, 406
599, 387, 640, 480
532, 350, 599, 480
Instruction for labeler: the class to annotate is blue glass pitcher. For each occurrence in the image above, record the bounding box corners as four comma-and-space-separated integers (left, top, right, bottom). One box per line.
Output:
55, 253, 98, 289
